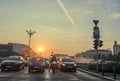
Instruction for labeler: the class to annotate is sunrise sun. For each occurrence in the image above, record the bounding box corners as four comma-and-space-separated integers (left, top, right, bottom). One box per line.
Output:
37, 47, 44, 52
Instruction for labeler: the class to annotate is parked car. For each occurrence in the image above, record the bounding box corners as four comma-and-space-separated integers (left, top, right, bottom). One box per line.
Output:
58, 57, 77, 72
28, 57, 45, 73
1, 56, 25, 71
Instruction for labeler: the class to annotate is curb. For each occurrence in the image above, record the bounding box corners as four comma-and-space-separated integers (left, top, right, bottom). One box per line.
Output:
77, 68, 119, 81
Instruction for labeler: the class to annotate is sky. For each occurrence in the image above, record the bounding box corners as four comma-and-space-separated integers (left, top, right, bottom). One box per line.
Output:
0, 0, 120, 57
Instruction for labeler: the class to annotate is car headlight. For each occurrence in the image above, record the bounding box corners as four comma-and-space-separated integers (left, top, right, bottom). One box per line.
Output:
62, 64, 66, 66
74, 63, 77, 66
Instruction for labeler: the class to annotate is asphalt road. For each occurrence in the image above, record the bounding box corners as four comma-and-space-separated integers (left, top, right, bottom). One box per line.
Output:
0, 67, 112, 81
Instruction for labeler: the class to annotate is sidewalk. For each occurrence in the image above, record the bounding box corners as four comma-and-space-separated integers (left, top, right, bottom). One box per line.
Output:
77, 68, 120, 81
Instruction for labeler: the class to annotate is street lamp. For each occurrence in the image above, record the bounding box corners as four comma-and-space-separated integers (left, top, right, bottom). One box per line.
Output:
26, 29, 36, 57
113, 41, 117, 79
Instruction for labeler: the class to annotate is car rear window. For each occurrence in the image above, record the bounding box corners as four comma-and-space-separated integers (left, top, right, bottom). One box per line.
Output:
31, 57, 43, 62
7, 56, 20, 60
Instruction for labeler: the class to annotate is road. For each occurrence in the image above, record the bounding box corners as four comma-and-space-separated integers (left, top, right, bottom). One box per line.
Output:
0, 67, 112, 81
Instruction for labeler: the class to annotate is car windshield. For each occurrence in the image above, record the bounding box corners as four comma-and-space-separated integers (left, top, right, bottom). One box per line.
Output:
31, 57, 43, 62
7, 56, 20, 60
62, 58, 73, 62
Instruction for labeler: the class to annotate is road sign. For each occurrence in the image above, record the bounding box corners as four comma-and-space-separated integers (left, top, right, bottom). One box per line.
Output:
93, 20, 99, 26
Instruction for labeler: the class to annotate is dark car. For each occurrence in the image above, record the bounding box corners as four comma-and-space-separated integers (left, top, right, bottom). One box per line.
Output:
1, 56, 25, 71
28, 57, 45, 73
58, 57, 77, 72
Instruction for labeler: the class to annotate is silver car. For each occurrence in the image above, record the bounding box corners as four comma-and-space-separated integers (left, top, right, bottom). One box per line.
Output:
1, 56, 25, 71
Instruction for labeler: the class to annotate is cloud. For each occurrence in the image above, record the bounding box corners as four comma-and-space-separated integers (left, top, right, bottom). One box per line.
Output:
110, 13, 120, 19
56, 0, 76, 29
88, 0, 101, 4
38, 25, 63, 33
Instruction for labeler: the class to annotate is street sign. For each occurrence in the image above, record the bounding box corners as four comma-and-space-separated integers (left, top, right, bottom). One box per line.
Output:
93, 20, 99, 26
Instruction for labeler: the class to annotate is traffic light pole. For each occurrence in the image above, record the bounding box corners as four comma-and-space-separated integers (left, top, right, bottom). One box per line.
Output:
92, 20, 103, 73
96, 49, 99, 73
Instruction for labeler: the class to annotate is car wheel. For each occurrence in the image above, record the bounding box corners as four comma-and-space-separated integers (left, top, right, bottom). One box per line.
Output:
60, 67, 62, 71
22, 65, 25, 69
1, 68, 4, 72
74, 69, 76, 72
41, 69, 45, 73
60, 67, 64, 71
17, 66, 21, 71
28, 68, 31, 73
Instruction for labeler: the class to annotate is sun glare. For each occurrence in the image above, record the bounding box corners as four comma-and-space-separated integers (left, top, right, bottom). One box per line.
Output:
38, 47, 44, 52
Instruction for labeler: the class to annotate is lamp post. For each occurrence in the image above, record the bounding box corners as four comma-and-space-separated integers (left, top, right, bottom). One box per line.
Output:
113, 41, 117, 79
26, 29, 36, 57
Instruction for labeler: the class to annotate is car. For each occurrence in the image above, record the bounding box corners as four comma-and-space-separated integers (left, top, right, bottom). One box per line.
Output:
28, 57, 45, 73
1, 56, 25, 71
58, 57, 77, 72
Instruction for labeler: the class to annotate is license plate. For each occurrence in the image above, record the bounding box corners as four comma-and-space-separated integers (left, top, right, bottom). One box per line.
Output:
34, 66, 39, 68
68, 66, 72, 68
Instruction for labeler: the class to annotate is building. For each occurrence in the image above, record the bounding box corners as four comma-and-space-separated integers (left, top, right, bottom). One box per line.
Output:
0, 44, 12, 56
113, 41, 120, 55
74, 49, 112, 63
8, 43, 28, 55
0, 43, 35, 57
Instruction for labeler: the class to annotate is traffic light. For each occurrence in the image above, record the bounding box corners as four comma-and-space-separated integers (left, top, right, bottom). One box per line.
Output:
93, 39, 98, 50
93, 26, 100, 39
99, 40, 103, 47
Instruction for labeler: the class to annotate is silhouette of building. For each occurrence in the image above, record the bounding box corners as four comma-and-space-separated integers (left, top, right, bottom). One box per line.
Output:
0, 43, 35, 57
113, 41, 120, 55
74, 49, 112, 63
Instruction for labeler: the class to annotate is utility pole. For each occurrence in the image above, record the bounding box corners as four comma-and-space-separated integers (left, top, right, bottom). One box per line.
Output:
93, 20, 103, 73
26, 29, 36, 57
113, 41, 117, 79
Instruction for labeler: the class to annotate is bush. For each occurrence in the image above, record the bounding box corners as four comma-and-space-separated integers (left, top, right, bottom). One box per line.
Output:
116, 64, 120, 73
80, 62, 120, 73
88, 62, 116, 72
103, 63, 114, 72
88, 63, 96, 70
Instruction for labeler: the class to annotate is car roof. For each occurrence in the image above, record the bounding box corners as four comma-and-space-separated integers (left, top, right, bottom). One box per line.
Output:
60, 57, 73, 61
9, 56, 22, 58
62, 57, 72, 59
